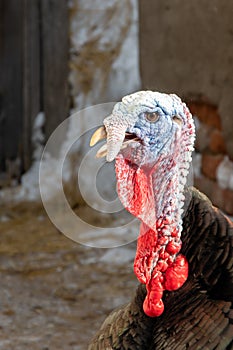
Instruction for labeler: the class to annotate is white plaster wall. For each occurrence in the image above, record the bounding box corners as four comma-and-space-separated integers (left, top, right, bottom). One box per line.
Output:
69, 0, 140, 109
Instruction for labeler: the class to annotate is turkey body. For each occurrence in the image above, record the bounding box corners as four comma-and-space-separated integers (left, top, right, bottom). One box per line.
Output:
88, 187, 233, 350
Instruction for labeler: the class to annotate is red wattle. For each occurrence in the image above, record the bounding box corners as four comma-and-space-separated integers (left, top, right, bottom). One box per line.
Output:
143, 295, 164, 317
115, 155, 189, 318
164, 254, 188, 291
143, 270, 165, 317
166, 240, 182, 255
115, 156, 156, 230
134, 226, 158, 284
128, 166, 149, 217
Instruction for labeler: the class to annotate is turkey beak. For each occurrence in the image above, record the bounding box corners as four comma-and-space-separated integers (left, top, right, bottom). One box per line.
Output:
90, 126, 107, 147
90, 126, 109, 159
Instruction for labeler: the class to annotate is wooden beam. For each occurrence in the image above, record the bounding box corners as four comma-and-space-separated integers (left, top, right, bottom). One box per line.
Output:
41, 0, 69, 141
0, 0, 24, 171
22, 0, 41, 170
0, 0, 41, 176
0, 0, 70, 181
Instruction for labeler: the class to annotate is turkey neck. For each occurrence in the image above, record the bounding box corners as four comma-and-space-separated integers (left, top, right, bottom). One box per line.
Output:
116, 114, 194, 317
133, 152, 189, 317
114, 103, 195, 317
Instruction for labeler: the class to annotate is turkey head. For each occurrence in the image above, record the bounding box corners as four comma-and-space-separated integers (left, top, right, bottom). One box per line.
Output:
90, 91, 195, 317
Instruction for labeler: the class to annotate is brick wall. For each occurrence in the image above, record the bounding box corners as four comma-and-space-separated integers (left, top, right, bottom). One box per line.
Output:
188, 101, 233, 215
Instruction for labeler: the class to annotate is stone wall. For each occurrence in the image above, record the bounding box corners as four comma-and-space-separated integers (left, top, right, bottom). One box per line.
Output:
139, 0, 233, 214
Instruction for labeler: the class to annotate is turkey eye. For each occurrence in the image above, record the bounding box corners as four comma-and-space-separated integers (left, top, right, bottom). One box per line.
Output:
145, 112, 159, 122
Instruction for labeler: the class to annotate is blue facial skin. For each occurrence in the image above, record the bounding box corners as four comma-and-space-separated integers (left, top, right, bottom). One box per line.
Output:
106, 91, 187, 167
125, 104, 183, 166
130, 109, 173, 147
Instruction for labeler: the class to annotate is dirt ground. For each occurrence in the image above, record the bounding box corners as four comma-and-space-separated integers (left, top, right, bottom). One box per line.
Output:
0, 202, 138, 350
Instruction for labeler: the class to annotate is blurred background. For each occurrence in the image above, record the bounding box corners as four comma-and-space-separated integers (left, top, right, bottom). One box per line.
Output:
0, 1, 233, 349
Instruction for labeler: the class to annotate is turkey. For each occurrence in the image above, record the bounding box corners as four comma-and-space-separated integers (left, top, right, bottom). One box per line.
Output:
88, 91, 233, 349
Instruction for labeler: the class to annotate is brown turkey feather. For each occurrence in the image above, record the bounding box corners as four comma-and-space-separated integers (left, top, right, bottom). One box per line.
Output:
88, 187, 233, 350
